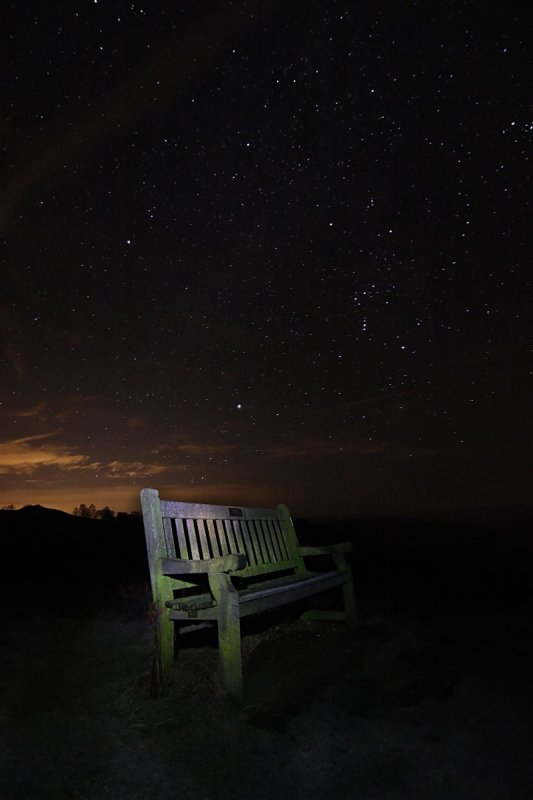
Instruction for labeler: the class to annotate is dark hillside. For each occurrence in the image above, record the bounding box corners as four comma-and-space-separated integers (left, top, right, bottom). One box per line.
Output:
0, 506, 147, 612
1, 505, 531, 617
296, 514, 533, 615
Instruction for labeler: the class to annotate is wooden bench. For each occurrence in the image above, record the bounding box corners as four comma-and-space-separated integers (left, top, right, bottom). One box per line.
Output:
140, 488, 357, 702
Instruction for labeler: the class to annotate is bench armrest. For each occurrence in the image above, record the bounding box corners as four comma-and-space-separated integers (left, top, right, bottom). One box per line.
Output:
161, 554, 247, 575
298, 542, 351, 557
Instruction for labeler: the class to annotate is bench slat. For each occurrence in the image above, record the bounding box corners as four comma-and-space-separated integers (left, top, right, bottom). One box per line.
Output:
273, 519, 289, 561
217, 519, 231, 556
175, 517, 189, 559
264, 520, 279, 562
185, 519, 200, 560
239, 570, 347, 617
265, 521, 278, 561
203, 519, 216, 557
239, 520, 257, 566
196, 519, 210, 560
265, 519, 281, 561
160, 500, 278, 521
248, 520, 263, 563
163, 518, 176, 557
229, 518, 246, 559
237, 558, 295, 577
259, 520, 274, 562
224, 518, 238, 554
204, 520, 215, 556
265, 520, 280, 561
253, 520, 268, 562
239, 570, 343, 599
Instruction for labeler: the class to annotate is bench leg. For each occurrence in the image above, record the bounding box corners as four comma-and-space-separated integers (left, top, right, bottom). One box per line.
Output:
333, 556, 357, 627
342, 576, 358, 628
152, 611, 174, 692
209, 574, 243, 702
218, 608, 243, 703
301, 575, 357, 627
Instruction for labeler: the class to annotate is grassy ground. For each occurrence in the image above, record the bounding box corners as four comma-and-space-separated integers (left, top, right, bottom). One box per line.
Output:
1, 585, 532, 800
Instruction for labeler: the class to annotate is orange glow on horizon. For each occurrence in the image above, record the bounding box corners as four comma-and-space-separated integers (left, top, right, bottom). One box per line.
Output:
0, 481, 284, 516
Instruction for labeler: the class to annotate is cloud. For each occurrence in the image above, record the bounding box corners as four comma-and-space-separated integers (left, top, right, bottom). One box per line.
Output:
174, 443, 238, 457
17, 401, 47, 418
0, 433, 172, 483
106, 460, 169, 479
0, 433, 100, 475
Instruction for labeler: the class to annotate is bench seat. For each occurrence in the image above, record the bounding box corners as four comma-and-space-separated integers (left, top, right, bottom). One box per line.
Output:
164, 569, 346, 620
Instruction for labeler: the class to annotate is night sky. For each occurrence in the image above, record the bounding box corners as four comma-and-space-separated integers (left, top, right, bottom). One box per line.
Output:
1, 1, 531, 517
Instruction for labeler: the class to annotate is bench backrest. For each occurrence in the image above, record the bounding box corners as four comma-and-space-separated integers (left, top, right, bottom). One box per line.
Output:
141, 489, 305, 588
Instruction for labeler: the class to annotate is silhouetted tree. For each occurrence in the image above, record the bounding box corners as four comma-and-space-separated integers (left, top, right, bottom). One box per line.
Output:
73, 503, 97, 518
